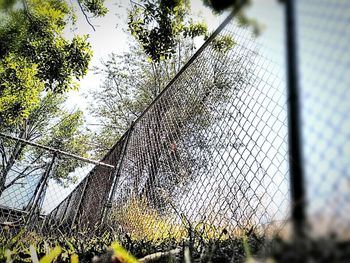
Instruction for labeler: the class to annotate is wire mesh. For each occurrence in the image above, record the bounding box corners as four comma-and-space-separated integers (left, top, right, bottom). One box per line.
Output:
0, 0, 349, 260
297, 0, 350, 239
106, 16, 291, 249
42, 141, 123, 232
0, 134, 116, 235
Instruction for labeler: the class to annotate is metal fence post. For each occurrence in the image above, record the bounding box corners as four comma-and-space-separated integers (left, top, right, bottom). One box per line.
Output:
100, 124, 134, 226
285, 0, 306, 237
26, 152, 57, 228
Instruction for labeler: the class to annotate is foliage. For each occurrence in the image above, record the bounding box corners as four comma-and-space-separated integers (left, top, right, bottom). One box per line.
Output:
0, 0, 108, 17
0, 0, 93, 92
0, 229, 117, 262
0, 0, 103, 126
0, 0, 16, 11
79, 0, 108, 17
3, 227, 350, 263
0, 224, 267, 263
89, 38, 197, 156
0, 0, 101, 195
211, 35, 236, 53
91, 0, 241, 157
111, 242, 139, 263
110, 195, 263, 248
0, 92, 92, 198
111, 197, 187, 241
0, 54, 44, 125
202, 0, 262, 36
128, 0, 208, 63
38, 246, 62, 263
34, 109, 92, 187
89, 34, 236, 157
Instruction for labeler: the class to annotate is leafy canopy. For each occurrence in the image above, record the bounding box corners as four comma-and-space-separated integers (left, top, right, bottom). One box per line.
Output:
0, 0, 108, 126
128, 0, 207, 63
0, 54, 43, 125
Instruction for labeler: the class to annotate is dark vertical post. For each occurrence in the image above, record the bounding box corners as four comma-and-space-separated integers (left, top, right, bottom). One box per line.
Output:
100, 125, 134, 225
285, 0, 306, 237
26, 152, 57, 228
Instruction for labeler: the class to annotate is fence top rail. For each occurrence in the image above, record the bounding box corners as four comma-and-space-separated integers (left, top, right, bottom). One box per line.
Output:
130, 8, 240, 128
0, 132, 115, 169
99, 6, 244, 158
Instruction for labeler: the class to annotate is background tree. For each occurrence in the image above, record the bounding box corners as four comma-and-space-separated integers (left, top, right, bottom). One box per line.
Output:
90, 38, 199, 156
89, 0, 208, 157
90, 0, 256, 156
0, 0, 107, 126
128, 0, 207, 63
0, 0, 106, 202
0, 92, 92, 198
90, 0, 265, 219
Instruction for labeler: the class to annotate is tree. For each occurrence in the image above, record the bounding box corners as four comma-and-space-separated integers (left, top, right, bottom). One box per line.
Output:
0, 92, 92, 200
0, 0, 108, 126
90, 36, 201, 157
91, 0, 263, 219
0, 0, 108, 204
89, 0, 208, 156
128, 0, 207, 63
0, 54, 44, 126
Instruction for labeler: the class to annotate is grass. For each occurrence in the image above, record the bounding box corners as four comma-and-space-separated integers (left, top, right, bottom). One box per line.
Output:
2, 226, 350, 262
1, 198, 349, 262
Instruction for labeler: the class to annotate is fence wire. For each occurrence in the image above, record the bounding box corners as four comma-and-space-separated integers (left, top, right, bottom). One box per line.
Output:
297, 0, 350, 239
106, 17, 291, 245
0, 0, 349, 261
0, 134, 116, 231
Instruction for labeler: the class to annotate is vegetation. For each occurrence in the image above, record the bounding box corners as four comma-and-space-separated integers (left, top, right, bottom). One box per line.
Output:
89, 0, 210, 156
0, 224, 268, 263
128, 0, 208, 63
0, 0, 93, 126
0, 93, 92, 199
2, 225, 349, 263
0, 0, 107, 200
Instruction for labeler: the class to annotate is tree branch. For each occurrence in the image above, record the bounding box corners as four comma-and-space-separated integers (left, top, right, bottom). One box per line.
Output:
4, 165, 44, 190
77, 0, 96, 31
0, 140, 7, 168
129, 0, 146, 9
4, 153, 44, 190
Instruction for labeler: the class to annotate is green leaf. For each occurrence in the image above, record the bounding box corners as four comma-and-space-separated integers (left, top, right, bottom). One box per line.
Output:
39, 246, 61, 263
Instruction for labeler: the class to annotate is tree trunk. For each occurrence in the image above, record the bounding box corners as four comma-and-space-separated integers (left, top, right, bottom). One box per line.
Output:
0, 129, 27, 197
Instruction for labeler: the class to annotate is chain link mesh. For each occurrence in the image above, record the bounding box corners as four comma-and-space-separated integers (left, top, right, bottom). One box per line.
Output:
0, 0, 349, 260
105, 15, 291, 246
297, 0, 350, 239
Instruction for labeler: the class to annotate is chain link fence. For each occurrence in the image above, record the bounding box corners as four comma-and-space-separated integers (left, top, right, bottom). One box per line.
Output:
0, 0, 349, 261
0, 133, 115, 233
296, 0, 350, 240
104, 12, 291, 255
